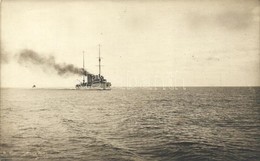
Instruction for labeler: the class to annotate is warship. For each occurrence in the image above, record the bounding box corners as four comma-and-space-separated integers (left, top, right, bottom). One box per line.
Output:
75, 45, 111, 90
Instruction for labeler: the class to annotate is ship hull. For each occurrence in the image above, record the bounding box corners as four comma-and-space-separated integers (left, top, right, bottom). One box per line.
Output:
76, 82, 111, 90
76, 87, 111, 90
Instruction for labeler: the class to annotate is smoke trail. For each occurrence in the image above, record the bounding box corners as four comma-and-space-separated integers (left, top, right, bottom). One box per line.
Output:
1, 53, 9, 64
18, 49, 90, 76
1, 47, 10, 64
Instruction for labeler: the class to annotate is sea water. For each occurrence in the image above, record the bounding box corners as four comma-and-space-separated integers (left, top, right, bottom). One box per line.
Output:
0, 87, 259, 161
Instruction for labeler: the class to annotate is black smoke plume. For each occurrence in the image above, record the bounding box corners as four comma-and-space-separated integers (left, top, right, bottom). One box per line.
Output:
18, 49, 90, 76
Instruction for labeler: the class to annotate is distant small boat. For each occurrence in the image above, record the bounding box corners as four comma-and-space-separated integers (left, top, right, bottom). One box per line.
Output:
75, 45, 111, 90
32, 85, 36, 88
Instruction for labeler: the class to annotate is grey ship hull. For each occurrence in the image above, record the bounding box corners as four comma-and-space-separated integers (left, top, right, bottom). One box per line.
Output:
76, 82, 111, 90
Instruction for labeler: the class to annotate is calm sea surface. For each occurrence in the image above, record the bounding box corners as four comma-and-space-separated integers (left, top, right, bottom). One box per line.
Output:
0, 87, 259, 161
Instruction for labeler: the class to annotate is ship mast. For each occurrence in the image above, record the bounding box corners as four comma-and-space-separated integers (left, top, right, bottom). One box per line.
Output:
83, 51, 85, 83
98, 44, 101, 77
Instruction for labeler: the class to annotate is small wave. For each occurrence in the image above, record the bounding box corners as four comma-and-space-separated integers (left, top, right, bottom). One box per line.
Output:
62, 118, 76, 123
0, 143, 12, 148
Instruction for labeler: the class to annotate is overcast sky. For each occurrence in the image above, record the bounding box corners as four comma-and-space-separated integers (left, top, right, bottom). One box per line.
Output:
1, 0, 259, 88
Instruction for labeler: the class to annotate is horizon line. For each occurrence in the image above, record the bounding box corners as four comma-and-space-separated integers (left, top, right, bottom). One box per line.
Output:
1, 85, 260, 89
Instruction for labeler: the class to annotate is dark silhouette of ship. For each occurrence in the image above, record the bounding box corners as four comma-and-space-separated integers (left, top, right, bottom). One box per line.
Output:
75, 45, 111, 90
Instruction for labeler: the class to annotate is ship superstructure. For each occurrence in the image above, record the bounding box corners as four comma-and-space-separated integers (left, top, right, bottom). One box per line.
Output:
75, 45, 111, 90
